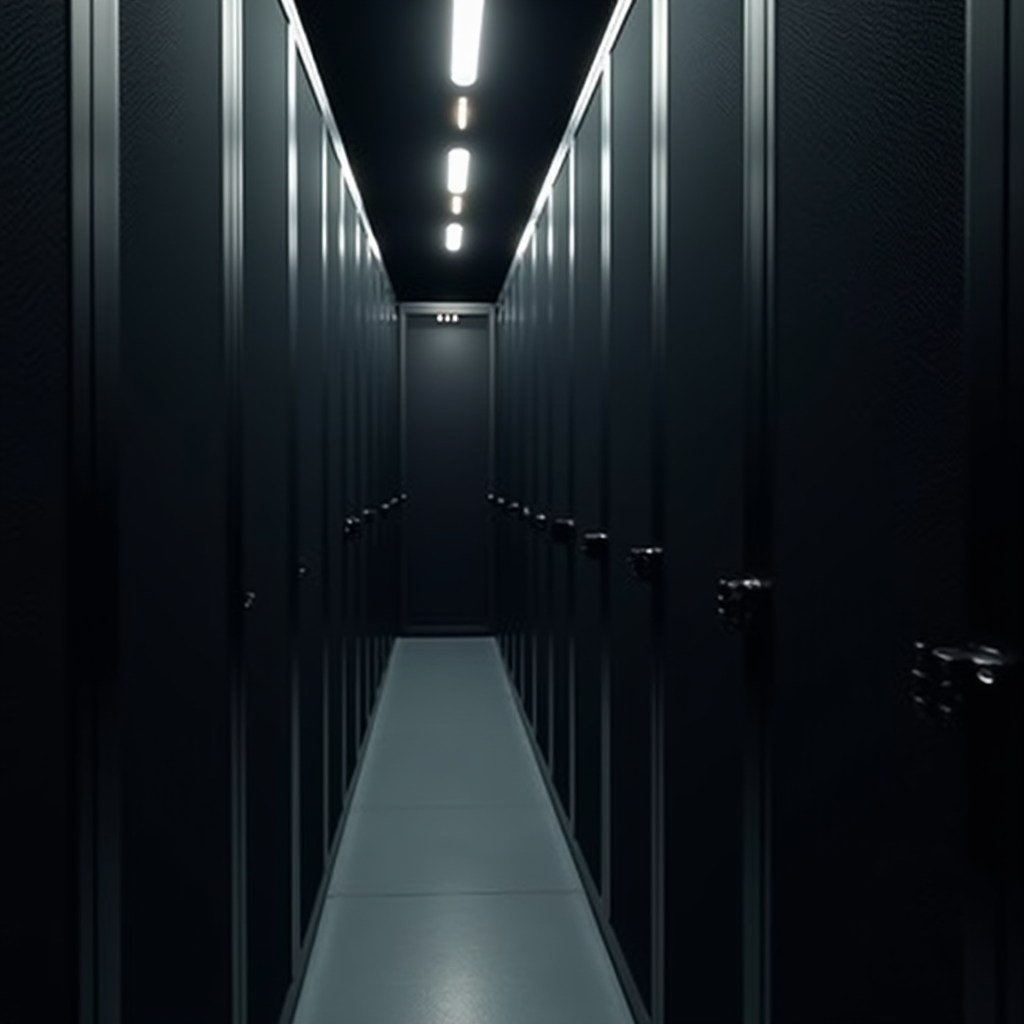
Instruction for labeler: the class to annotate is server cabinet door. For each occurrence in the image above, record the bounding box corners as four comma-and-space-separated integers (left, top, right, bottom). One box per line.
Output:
242, 1, 293, 1018
342, 190, 360, 786
549, 161, 574, 816
534, 207, 553, 763
295, 68, 326, 938
119, 2, 232, 1019
770, 2, 969, 1020
523, 239, 539, 728
661, 0, 745, 1019
325, 147, 345, 846
511, 281, 526, 694
607, 0, 655, 1009
571, 84, 608, 900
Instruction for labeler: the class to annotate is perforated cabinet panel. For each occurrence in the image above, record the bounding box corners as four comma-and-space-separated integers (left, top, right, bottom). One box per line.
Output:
119, 1, 232, 1020
0, 3, 74, 1022
771, 1, 967, 1020
662, 0, 746, 1019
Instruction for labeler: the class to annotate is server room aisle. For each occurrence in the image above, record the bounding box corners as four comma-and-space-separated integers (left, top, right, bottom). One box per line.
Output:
291, 638, 635, 1024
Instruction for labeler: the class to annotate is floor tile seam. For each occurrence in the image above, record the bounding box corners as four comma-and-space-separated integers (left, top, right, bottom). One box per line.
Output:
323, 887, 585, 900
349, 800, 548, 810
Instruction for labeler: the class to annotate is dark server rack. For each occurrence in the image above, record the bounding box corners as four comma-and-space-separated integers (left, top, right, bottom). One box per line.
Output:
0, 1, 402, 1023
491, 1, 1024, 1024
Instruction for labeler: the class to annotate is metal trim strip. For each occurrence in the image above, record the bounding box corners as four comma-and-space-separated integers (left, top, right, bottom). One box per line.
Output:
274, 0, 389, 273
500, 0, 639, 293
567, 136, 578, 832
649, 5, 668, 1019
286, 22, 301, 978
221, 0, 247, 1020
741, 0, 775, 1021
599, 57, 613, 914
320, 121, 332, 873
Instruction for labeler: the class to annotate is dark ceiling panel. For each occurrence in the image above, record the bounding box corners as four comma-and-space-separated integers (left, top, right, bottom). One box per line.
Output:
292, 0, 619, 302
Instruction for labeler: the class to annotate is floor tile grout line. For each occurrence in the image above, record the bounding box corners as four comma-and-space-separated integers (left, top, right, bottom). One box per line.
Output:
324, 888, 585, 900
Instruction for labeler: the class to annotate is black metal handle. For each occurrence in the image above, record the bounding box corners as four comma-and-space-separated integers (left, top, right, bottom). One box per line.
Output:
910, 642, 1019, 724
361, 507, 377, 523
496, 496, 507, 508
520, 505, 532, 521
581, 532, 610, 561
550, 518, 576, 545
717, 576, 772, 631
628, 547, 664, 583
344, 515, 362, 539
532, 512, 548, 532
379, 501, 391, 518
507, 501, 521, 514
487, 493, 496, 504
243, 590, 257, 610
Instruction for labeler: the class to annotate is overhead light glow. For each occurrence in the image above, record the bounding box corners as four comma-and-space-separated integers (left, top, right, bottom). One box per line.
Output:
457, 96, 469, 130
437, 314, 444, 322
453, 314, 460, 323
451, 195, 464, 215
451, 0, 485, 87
445, 223, 464, 252
447, 148, 470, 194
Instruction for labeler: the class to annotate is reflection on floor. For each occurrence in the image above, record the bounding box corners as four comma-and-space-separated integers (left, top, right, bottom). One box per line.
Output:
291, 637, 635, 1024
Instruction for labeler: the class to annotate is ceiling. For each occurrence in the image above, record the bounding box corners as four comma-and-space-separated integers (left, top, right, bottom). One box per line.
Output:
292, 0, 619, 303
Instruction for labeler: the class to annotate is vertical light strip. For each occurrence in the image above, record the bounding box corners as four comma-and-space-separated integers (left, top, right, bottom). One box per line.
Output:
457, 95, 469, 129
650, 1, 668, 1019
286, 22, 301, 980
222, 0, 247, 1020
599, 55, 613, 917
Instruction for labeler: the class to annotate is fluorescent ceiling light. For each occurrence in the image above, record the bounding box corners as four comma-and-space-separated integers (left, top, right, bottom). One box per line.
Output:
445, 223, 464, 252
457, 96, 469, 130
451, 195, 463, 215
447, 148, 470, 194
451, 0, 485, 86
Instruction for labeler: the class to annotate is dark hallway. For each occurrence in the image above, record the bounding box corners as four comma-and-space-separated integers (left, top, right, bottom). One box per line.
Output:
2, 1, 1023, 1023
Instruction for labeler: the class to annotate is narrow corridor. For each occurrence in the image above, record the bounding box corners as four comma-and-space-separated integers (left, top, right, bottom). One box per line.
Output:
291, 639, 634, 1024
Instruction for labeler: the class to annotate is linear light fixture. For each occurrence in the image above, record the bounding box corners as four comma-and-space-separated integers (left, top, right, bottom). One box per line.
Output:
447, 147, 470, 194
445, 223, 464, 251
456, 96, 469, 130
451, 195, 464, 215
451, 0, 485, 86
